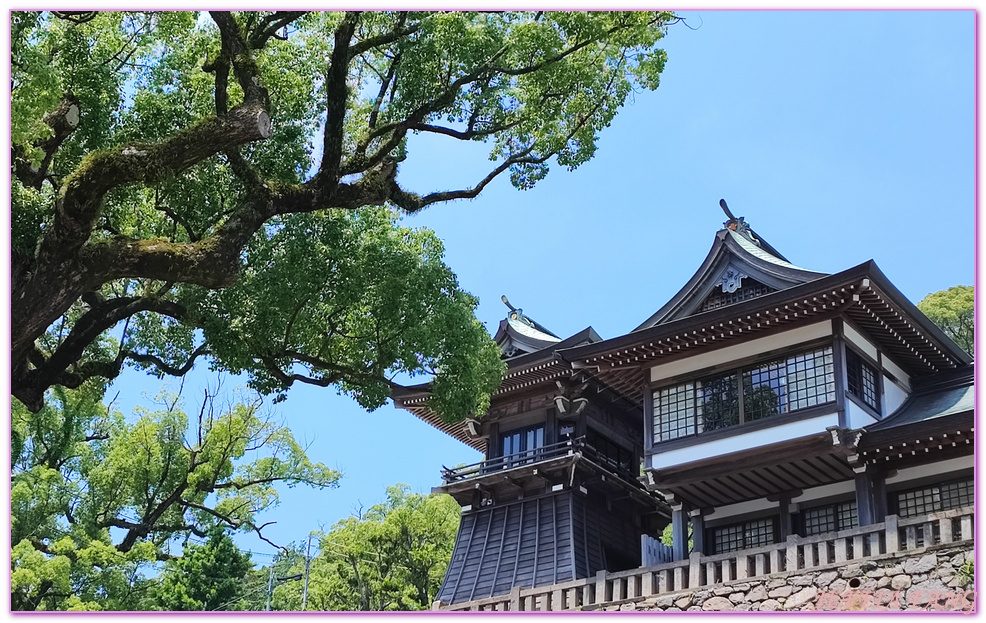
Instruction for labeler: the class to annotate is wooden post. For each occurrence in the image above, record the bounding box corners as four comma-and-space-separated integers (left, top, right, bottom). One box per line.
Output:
595, 569, 608, 605
673, 565, 686, 591
885, 514, 899, 553
552, 588, 564, 611
689, 508, 706, 555
769, 548, 782, 574
509, 586, 522, 611
940, 516, 953, 543
960, 514, 973, 540
721, 559, 733, 583
754, 553, 766, 577
432, 600, 445, 611
735, 554, 749, 580
854, 464, 887, 526
834, 538, 848, 563
705, 561, 718, 585
671, 504, 688, 561
689, 551, 703, 588
641, 571, 655, 597
786, 535, 800, 572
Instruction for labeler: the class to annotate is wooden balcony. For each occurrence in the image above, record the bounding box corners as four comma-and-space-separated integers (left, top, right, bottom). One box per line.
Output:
434, 505, 974, 611
441, 436, 639, 486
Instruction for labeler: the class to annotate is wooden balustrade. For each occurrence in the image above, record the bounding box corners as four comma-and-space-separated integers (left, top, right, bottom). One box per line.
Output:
437, 506, 973, 611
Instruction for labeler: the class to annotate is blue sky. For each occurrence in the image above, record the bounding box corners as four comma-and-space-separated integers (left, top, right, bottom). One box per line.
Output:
99, 10, 975, 562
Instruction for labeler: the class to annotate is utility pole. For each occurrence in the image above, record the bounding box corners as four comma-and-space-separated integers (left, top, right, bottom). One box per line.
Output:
302, 534, 313, 611
265, 563, 275, 611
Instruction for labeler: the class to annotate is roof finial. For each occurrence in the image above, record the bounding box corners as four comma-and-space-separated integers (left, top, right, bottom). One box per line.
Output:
719, 198, 760, 246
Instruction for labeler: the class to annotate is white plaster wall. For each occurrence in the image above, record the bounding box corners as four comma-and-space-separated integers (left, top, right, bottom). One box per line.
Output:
881, 356, 911, 392
648, 413, 840, 470
846, 401, 877, 429
705, 499, 779, 522
791, 480, 856, 506
886, 455, 974, 485
883, 376, 908, 416
649, 321, 833, 383
843, 323, 878, 360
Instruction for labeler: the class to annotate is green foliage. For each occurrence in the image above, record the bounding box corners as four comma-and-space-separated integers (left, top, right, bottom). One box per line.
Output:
190, 208, 504, 419
11, 382, 340, 611
267, 485, 460, 611
917, 285, 974, 356
152, 528, 252, 611
12, 10, 675, 420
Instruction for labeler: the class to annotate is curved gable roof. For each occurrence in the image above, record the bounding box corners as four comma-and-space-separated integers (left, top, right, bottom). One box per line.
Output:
634, 227, 828, 330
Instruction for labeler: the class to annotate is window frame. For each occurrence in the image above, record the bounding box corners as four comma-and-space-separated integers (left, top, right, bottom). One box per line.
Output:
650, 343, 837, 446
799, 499, 858, 537
708, 516, 779, 555
893, 477, 974, 518
500, 423, 545, 467
845, 347, 881, 415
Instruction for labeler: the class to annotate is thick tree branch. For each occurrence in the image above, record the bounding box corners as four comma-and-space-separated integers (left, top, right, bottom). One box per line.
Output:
209, 12, 270, 108
249, 11, 308, 49
318, 11, 361, 183
348, 12, 419, 58
13, 296, 187, 410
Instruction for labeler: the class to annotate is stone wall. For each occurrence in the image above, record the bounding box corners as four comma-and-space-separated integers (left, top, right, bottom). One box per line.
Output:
598, 546, 974, 612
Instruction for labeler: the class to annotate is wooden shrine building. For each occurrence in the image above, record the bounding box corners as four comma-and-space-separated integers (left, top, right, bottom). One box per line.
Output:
393, 202, 973, 607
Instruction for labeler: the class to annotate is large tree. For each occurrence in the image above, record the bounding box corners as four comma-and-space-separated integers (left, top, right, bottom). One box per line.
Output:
268, 485, 460, 611
11, 382, 339, 610
917, 285, 974, 356
11, 11, 676, 418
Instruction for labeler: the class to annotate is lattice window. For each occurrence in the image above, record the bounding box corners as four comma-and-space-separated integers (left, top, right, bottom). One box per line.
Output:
700, 279, 776, 312
802, 501, 858, 536
654, 383, 697, 441
652, 346, 835, 443
712, 517, 777, 554
846, 349, 880, 412
897, 478, 974, 517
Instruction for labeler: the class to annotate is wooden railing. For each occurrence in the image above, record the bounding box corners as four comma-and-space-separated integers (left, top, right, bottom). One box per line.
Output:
441, 436, 639, 484
437, 506, 974, 611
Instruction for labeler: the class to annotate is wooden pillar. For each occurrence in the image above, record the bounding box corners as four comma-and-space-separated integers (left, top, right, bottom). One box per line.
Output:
778, 495, 794, 541
671, 504, 688, 561
689, 508, 706, 555
854, 464, 887, 526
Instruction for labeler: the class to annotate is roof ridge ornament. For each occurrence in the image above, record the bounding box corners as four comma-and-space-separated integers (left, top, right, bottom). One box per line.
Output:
719, 198, 761, 247
501, 294, 534, 329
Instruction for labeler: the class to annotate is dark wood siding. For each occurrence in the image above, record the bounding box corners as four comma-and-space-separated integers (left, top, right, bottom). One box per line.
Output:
438, 491, 579, 604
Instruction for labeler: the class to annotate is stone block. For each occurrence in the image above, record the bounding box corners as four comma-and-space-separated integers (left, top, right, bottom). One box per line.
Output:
828, 579, 848, 593
728, 592, 745, 604
768, 585, 794, 598
890, 575, 911, 590
655, 595, 674, 608
788, 574, 814, 586
713, 586, 733, 596
619, 602, 637, 611
903, 554, 937, 575
877, 576, 892, 589
687, 605, 703, 611
784, 586, 818, 610
701, 596, 734, 611
866, 569, 885, 578
884, 565, 904, 576
665, 606, 682, 612
767, 578, 788, 589
734, 603, 752, 611
746, 585, 769, 602
814, 571, 839, 587
759, 599, 782, 611
731, 582, 751, 591
674, 595, 693, 609
839, 564, 863, 578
